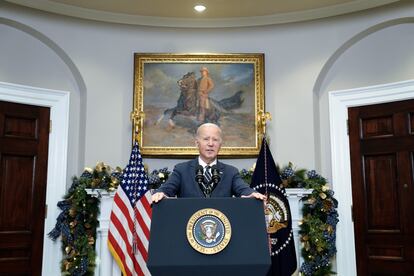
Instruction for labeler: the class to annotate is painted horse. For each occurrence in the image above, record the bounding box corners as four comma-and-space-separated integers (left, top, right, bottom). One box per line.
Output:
156, 72, 244, 127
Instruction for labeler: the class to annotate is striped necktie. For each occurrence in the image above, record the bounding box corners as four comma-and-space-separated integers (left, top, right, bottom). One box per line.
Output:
204, 165, 212, 183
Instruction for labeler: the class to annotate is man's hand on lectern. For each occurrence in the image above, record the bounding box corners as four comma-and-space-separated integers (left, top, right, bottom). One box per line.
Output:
241, 192, 267, 201
151, 192, 166, 203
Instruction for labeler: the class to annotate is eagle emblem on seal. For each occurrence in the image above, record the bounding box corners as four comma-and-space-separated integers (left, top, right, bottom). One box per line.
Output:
200, 219, 220, 243
265, 194, 289, 234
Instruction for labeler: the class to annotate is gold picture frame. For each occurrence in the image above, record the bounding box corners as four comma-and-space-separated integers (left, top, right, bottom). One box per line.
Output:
132, 53, 265, 157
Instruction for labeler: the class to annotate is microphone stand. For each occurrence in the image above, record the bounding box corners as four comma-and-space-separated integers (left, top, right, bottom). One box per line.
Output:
196, 165, 212, 197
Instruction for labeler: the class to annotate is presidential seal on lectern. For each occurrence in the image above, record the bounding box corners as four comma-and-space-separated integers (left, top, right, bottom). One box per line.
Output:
186, 208, 232, 255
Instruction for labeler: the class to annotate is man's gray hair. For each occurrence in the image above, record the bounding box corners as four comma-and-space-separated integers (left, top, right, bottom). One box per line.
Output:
196, 123, 222, 139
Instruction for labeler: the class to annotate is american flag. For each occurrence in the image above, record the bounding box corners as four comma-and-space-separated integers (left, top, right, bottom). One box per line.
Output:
108, 142, 152, 276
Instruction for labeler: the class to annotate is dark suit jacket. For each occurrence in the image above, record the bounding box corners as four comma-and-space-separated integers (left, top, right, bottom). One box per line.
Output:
157, 158, 255, 198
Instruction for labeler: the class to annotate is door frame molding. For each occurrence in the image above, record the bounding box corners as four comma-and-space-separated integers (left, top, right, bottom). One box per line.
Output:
0, 81, 69, 276
329, 79, 414, 276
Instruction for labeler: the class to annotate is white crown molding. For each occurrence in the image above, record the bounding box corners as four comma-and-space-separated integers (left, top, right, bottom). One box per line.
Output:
5, 0, 399, 28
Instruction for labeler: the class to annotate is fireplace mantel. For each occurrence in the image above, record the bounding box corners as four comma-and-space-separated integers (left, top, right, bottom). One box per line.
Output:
87, 188, 312, 276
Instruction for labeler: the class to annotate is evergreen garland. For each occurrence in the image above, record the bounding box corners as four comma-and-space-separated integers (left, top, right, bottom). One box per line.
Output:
147, 167, 171, 190
48, 163, 122, 275
278, 163, 339, 276
50, 162, 338, 276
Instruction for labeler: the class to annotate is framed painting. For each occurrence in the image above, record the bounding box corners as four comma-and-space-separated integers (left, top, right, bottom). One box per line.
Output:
132, 53, 265, 157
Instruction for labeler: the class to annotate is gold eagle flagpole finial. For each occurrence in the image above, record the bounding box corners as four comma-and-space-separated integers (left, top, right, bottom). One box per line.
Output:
130, 108, 145, 142
257, 110, 272, 138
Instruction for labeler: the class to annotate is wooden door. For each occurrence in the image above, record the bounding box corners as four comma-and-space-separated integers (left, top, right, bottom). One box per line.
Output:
349, 99, 414, 276
0, 101, 50, 275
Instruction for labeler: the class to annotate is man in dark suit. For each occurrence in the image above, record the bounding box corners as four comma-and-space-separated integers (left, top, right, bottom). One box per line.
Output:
151, 123, 266, 203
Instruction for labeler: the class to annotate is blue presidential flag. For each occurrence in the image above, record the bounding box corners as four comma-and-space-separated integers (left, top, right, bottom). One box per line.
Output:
251, 137, 297, 276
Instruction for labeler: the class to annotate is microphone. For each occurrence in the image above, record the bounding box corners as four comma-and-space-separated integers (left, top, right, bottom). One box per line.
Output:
195, 165, 204, 185
195, 165, 211, 197
211, 165, 221, 186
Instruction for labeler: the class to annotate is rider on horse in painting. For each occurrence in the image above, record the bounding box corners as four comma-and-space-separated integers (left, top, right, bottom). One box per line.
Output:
157, 68, 244, 129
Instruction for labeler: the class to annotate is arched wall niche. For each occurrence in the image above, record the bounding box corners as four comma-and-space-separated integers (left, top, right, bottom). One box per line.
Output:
0, 17, 87, 185
312, 17, 414, 179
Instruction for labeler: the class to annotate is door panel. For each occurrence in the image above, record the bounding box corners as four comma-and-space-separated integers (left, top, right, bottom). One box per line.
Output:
1, 155, 36, 230
0, 101, 50, 276
363, 154, 400, 233
349, 99, 414, 276
361, 115, 394, 139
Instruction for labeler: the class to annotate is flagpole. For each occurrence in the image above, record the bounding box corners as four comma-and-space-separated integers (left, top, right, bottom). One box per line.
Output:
252, 112, 298, 274
129, 109, 145, 255
257, 110, 273, 254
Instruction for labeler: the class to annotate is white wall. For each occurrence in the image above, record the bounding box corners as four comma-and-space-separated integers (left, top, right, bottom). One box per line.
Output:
1, 1, 414, 180
0, 17, 84, 184
316, 20, 414, 179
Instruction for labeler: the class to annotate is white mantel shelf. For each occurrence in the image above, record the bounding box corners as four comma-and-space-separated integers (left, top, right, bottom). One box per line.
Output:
86, 188, 313, 276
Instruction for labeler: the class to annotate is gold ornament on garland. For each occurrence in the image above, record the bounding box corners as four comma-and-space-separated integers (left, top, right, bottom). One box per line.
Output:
69, 208, 76, 217
88, 236, 95, 245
